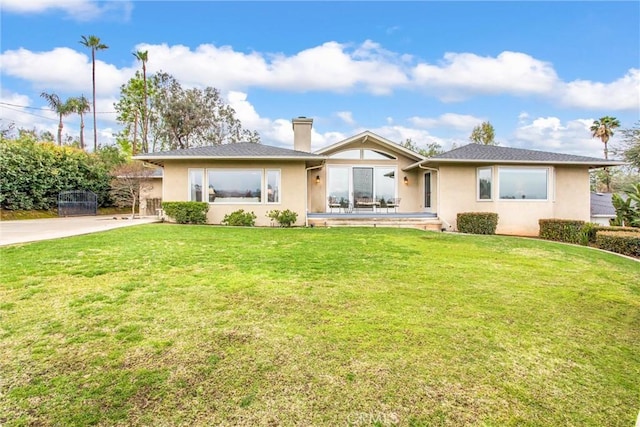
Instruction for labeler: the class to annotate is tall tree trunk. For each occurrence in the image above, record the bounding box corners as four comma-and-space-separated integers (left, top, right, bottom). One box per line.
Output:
132, 110, 139, 155
92, 49, 98, 151
57, 114, 63, 146
79, 113, 85, 150
142, 62, 148, 153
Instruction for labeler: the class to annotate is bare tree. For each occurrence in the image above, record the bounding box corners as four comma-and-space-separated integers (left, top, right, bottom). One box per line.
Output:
110, 162, 156, 219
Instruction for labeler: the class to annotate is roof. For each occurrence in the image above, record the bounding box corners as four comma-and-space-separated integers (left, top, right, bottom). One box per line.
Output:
134, 142, 325, 166
405, 143, 626, 170
316, 130, 425, 162
590, 192, 619, 217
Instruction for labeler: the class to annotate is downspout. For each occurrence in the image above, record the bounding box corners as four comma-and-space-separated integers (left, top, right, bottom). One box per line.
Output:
305, 163, 325, 227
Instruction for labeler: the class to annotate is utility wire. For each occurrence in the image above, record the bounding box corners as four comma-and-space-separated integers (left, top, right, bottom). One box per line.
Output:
0, 101, 117, 114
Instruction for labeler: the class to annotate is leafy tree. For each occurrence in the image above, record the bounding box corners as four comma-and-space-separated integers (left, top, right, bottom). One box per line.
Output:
152, 72, 260, 150
400, 138, 444, 157
469, 121, 497, 145
590, 116, 620, 160
80, 35, 108, 152
115, 71, 260, 152
68, 95, 90, 150
613, 120, 640, 171
113, 72, 151, 156
40, 92, 73, 146
133, 50, 150, 154
110, 162, 155, 219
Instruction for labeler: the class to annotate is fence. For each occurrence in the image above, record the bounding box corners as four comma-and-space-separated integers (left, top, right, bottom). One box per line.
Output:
58, 190, 98, 217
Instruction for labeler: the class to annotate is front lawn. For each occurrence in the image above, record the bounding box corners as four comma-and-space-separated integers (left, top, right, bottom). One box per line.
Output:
1, 226, 638, 426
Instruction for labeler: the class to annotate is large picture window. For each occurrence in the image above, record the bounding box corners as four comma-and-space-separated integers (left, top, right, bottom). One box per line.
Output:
189, 169, 204, 202
207, 170, 262, 203
499, 167, 548, 200
477, 167, 492, 200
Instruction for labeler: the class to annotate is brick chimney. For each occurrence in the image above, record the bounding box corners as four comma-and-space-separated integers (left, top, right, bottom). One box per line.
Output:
292, 116, 313, 152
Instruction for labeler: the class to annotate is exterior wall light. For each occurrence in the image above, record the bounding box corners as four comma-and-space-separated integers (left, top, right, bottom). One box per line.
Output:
404, 176, 409, 185
316, 175, 321, 184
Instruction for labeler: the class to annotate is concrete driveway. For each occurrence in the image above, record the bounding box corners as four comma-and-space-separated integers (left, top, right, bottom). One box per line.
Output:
0, 215, 160, 246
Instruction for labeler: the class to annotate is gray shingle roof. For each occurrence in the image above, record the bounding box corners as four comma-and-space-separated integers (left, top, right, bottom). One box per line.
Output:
135, 142, 324, 160
590, 192, 620, 216
432, 143, 615, 163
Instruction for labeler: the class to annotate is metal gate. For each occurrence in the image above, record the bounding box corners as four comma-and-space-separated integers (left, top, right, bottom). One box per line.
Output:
58, 190, 98, 217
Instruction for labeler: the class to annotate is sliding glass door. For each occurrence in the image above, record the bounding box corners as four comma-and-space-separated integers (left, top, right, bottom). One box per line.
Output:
327, 166, 396, 209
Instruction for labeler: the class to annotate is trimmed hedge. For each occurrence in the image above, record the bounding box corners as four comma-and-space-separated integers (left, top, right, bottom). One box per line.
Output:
457, 212, 498, 235
162, 202, 209, 224
539, 219, 585, 244
595, 231, 640, 258
585, 225, 640, 244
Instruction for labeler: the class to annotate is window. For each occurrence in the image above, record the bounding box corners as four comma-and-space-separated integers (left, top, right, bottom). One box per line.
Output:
329, 149, 396, 160
207, 169, 262, 203
330, 150, 361, 159
189, 169, 204, 201
498, 168, 548, 200
266, 170, 280, 203
477, 167, 492, 200
362, 149, 396, 160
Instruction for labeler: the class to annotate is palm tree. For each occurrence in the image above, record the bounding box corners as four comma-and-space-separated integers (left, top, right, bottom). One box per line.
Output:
590, 116, 620, 160
69, 95, 91, 150
40, 92, 73, 146
591, 116, 621, 192
80, 35, 108, 151
133, 50, 149, 154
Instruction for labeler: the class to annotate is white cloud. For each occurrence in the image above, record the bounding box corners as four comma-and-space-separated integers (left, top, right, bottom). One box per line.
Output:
412, 51, 558, 100
408, 113, 483, 130
137, 40, 408, 95
513, 116, 613, 158
1, 0, 133, 21
559, 69, 640, 111
0, 47, 132, 96
336, 111, 355, 125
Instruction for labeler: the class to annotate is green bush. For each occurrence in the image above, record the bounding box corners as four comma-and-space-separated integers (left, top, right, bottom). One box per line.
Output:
595, 231, 640, 258
457, 212, 498, 235
0, 135, 118, 210
222, 209, 256, 226
266, 209, 298, 227
586, 225, 640, 244
162, 202, 208, 224
539, 219, 585, 244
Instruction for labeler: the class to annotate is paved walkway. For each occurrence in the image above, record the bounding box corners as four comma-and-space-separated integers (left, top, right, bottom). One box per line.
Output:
0, 215, 160, 246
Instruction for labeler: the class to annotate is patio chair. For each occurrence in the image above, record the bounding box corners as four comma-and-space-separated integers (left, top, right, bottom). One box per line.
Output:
385, 198, 401, 213
355, 197, 379, 212
328, 196, 341, 213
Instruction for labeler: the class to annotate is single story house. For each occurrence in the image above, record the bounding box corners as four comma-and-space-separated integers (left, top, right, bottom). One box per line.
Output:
135, 117, 624, 236
590, 192, 619, 226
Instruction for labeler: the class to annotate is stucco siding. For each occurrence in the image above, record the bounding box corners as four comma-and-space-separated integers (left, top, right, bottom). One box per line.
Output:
438, 164, 590, 236
162, 160, 307, 226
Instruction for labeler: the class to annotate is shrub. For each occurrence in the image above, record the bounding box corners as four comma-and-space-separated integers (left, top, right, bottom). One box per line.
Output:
539, 219, 585, 244
586, 225, 640, 244
457, 212, 498, 235
580, 222, 599, 245
595, 231, 640, 258
162, 202, 208, 224
266, 209, 298, 227
222, 209, 256, 226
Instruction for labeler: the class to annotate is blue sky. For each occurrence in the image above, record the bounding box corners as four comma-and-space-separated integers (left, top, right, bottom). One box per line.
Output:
1, 1, 638, 157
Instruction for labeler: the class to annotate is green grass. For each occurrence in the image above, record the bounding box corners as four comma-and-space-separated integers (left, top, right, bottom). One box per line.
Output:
1, 225, 638, 426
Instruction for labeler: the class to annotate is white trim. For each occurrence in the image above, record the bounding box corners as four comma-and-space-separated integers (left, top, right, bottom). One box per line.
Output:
476, 166, 493, 202
316, 130, 424, 161
188, 168, 205, 202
